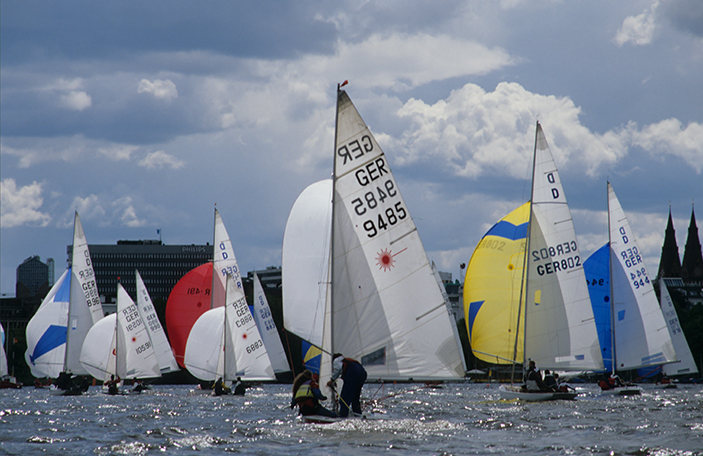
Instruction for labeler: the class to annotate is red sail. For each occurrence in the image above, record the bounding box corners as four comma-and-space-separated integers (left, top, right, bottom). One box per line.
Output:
165, 263, 212, 367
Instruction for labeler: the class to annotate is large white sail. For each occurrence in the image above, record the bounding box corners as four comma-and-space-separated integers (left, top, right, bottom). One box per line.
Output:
80, 284, 160, 381
524, 123, 603, 371
136, 270, 179, 374
25, 269, 72, 378
184, 306, 232, 381
660, 279, 698, 376
211, 208, 243, 309
282, 179, 333, 347
252, 272, 290, 374
330, 88, 464, 380
607, 183, 676, 370
66, 212, 104, 374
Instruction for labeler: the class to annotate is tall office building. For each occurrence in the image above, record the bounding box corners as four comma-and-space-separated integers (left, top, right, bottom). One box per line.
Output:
47, 258, 55, 287
16, 256, 49, 299
67, 240, 213, 305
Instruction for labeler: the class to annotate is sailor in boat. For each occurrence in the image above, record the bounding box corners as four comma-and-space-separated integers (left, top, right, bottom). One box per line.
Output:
213, 377, 231, 396
106, 374, 121, 395
543, 369, 558, 391
326, 353, 367, 417
291, 370, 337, 418
232, 377, 246, 396
523, 360, 548, 391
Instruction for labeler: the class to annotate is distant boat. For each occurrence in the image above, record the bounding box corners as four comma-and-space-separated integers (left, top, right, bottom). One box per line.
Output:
79, 283, 161, 391
1, 324, 22, 389
584, 183, 678, 395
25, 212, 105, 395
659, 279, 698, 377
465, 123, 603, 401
184, 209, 275, 389
135, 270, 179, 374
283, 87, 465, 383
165, 263, 212, 367
252, 272, 291, 374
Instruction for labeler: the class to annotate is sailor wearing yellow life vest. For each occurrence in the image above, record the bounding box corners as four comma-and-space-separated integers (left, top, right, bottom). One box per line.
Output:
291, 370, 337, 418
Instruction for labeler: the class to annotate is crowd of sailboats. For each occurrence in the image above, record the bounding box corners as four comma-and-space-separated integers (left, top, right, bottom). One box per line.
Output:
17, 85, 698, 403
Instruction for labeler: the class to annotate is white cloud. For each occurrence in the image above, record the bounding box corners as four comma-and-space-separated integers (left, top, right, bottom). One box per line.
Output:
59, 90, 92, 111
0, 179, 52, 228
98, 144, 138, 161
62, 195, 107, 227
138, 79, 179, 102
615, 1, 659, 46
113, 197, 147, 227
138, 150, 185, 170
631, 118, 703, 172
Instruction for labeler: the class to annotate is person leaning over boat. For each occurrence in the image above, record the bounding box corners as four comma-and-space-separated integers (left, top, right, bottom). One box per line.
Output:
327, 353, 367, 417
523, 360, 547, 391
291, 370, 337, 418
543, 369, 558, 391
233, 377, 246, 396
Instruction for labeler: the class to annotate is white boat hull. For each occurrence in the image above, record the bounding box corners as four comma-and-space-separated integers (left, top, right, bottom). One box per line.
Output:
499, 384, 578, 401
598, 386, 641, 396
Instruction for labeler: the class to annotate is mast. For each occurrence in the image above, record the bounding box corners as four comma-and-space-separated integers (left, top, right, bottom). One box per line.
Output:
607, 181, 617, 375
329, 83, 341, 361
223, 274, 229, 383
63, 211, 78, 373
211, 208, 218, 310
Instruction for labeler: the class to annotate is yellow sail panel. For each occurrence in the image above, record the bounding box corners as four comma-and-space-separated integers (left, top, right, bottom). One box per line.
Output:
464, 202, 530, 364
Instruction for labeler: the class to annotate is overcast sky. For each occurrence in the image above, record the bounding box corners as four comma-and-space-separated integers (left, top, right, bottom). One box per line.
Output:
2, 0, 702, 296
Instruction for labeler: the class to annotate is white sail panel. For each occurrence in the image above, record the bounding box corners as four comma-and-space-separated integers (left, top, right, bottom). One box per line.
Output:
116, 284, 160, 379
228, 275, 275, 381
79, 314, 117, 383
211, 209, 244, 309
282, 179, 332, 347
136, 270, 179, 374
525, 124, 603, 371
252, 273, 290, 374
660, 279, 698, 376
66, 212, 104, 374
331, 90, 464, 380
25, 269, 71, 378
608, 183, 676, 369
184, 307, 232, 381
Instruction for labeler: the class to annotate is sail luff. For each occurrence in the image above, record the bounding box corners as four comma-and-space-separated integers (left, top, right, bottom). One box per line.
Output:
607, 182, 617, 374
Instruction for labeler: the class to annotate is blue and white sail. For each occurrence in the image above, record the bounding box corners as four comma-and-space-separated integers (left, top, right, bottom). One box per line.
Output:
252, 272, 290, 374
659, 279, 697, 376
25, 212, 104, 379
584, 243, 614, 373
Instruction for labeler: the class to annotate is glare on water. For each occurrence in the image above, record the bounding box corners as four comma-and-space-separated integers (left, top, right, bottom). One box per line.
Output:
1, 383, 702, 456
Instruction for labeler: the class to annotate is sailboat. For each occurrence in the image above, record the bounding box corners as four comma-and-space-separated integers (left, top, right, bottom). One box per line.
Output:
283, 86, 465, 388
584, 183, 677, 395
659, 278, 698, 378
25, 212, 105, 394
79, 283, 161, 392
135, 270, 179, 374
184, 209, 275, 391
466, 123, 603, 401
252, 272, 291, 375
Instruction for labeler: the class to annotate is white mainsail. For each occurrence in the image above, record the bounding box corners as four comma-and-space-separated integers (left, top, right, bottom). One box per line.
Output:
660, 279, 698, 376
66, 212, 105, 374
184, 209, 275, 382
24, 212, 104, 378
135, 270, 179, 374
607, 182, 676, 370
523, 123, 603, 371
80, 283, 160, 382
328, 88, 464, 380
252, 272, 291, 374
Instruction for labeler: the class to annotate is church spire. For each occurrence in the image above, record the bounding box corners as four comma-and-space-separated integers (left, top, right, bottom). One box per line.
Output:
681, 205, 703, 287
657, 206, 682, 279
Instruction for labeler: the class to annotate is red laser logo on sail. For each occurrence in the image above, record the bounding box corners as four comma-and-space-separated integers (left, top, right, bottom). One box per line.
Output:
375, 247, 407, 271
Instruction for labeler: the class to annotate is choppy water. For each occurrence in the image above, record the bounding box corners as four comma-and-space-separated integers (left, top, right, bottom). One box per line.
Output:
1, 382, 702, 456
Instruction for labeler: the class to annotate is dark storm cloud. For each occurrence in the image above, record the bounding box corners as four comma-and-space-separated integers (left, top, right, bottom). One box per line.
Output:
661, 0, 703, 37
0, 0, 337, 64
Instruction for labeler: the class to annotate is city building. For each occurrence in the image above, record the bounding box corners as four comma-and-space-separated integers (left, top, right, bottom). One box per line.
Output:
67, 239, 213, 312
15, 256, 49, 300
